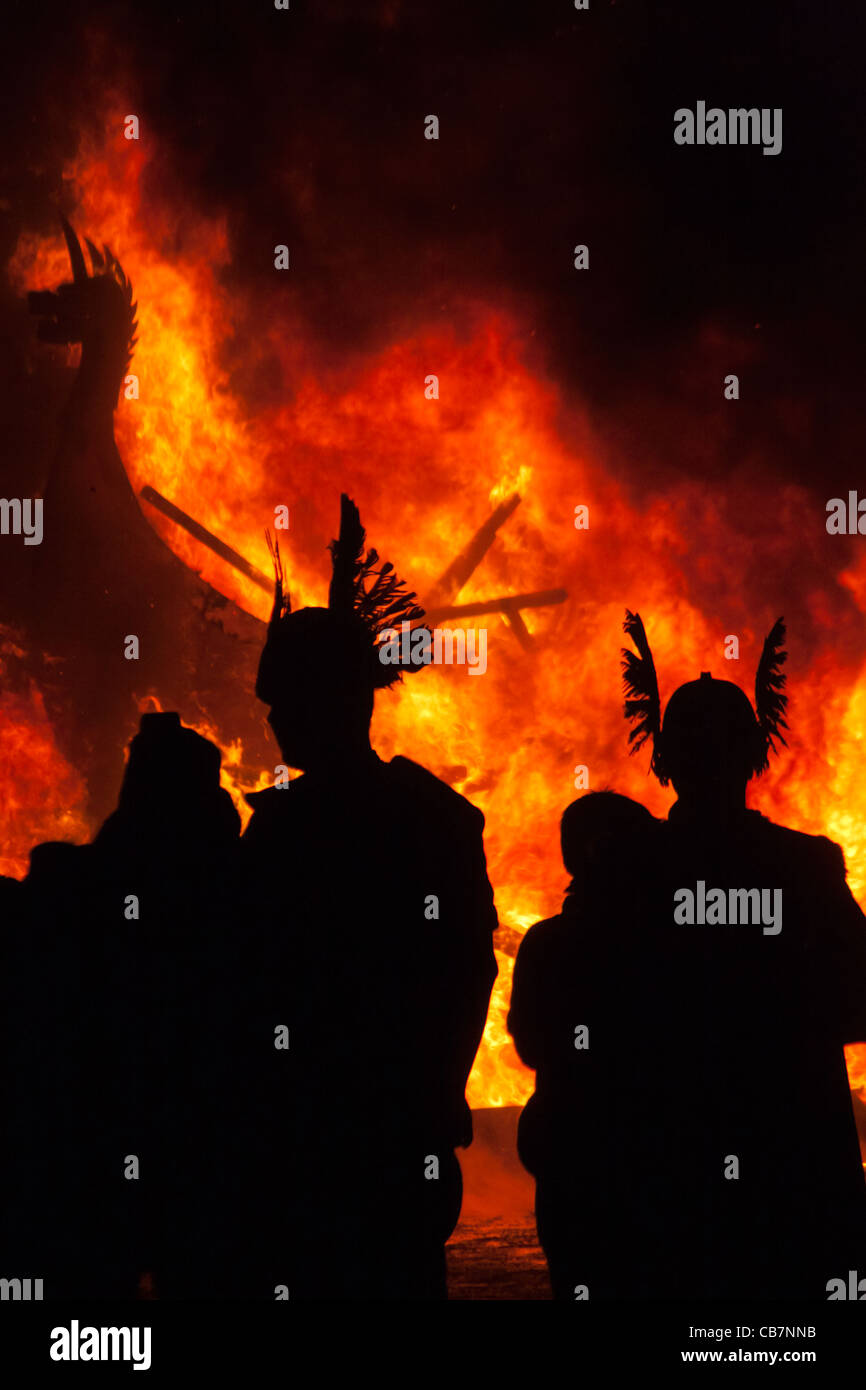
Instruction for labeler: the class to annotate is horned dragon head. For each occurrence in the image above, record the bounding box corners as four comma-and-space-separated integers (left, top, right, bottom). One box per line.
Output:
28, 214, 138, 409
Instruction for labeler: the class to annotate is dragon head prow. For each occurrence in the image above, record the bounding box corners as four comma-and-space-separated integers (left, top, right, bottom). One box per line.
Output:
27, 213, 138, 403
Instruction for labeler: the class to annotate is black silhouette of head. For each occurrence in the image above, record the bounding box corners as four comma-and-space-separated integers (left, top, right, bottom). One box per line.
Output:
655, 674, 764, 797
621, 611, 788, 809
257, 606, 378, 770
95, 711, 240, 849
256, 495, 424, 772
560, 790, 655, 879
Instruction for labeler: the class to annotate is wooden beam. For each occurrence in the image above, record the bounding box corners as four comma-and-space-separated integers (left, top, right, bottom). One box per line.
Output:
421, 588, 567, 623
140, 486, 273, 593
429, 492, 521, 601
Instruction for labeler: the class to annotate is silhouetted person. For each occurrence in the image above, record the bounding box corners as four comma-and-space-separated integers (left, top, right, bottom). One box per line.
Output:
610, 611, 866, 1298
1, 712, 244, 1298
87, 712, 244, 1299
0, 835, 131, 1298
241, 494, 498, 1299
508, 791, 658, 1300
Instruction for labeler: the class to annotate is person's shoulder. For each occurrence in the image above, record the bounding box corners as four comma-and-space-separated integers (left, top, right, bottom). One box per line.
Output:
387, 755, 486, 829
521, 913, 562, 939
20, 843, 96, 931
756, 811, 845, 850
751, 813, 847, 871
244, 785, 289, 815
26, 840, 94, 881
241, 784, 303, 850
243, 781, 308, 818
515, 914, 566, 965
0, 875, 24, 912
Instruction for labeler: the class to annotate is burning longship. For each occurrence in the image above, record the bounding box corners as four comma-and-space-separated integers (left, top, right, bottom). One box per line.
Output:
2, 114, 866, 1132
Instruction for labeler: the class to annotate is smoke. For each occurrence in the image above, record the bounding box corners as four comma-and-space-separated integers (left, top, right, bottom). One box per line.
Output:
3, 1, 864, 474
2, 2, 865, 702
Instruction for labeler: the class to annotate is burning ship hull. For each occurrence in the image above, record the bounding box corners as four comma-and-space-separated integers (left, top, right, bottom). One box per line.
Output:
2, 110, 866, 1150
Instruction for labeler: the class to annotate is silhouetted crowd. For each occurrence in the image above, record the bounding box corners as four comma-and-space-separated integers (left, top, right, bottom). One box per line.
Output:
2, 509, 865, 1301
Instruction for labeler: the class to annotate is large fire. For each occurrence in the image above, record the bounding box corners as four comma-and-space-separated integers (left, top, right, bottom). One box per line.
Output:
5, 113, 866, 1116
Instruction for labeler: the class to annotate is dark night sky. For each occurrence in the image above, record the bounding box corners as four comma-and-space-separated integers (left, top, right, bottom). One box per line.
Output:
1, 0, 865, 501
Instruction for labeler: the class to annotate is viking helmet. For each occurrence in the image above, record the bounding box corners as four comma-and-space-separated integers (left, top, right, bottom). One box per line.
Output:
255, 493, 426, 706
621, 611, 788, 785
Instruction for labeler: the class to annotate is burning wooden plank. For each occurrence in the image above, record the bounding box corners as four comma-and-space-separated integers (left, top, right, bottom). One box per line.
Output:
430, 492, 522, 602
423, 590, 568, 624
140, 486, 273, 594
140, 486, 567, 637
427, 492, 566, 644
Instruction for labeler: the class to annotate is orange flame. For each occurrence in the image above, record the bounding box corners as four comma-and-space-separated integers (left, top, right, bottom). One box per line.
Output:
5, 110, 866, 1111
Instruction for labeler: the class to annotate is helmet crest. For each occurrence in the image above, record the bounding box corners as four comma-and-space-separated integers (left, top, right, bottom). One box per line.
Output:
622, 612, 788, 784
257, 494, 426, 704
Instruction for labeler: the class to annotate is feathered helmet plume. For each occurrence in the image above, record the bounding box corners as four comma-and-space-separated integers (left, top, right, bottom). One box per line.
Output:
622, 611, 664, 777
621, 610, 788, 784
753, 616, 789, 772
256, 493, 426, 704
326, 493, 426, 658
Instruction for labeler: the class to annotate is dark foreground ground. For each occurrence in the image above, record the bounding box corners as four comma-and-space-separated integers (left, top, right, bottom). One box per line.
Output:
446, 1107, 551, 1300
457, 1099, 866, 1300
